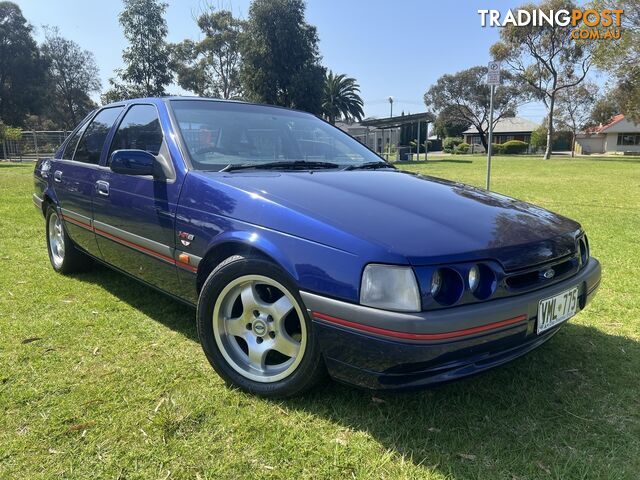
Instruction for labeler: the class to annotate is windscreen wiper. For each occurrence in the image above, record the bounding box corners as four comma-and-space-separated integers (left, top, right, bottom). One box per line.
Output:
342, 161, 395, 171
220, 160, 342, 172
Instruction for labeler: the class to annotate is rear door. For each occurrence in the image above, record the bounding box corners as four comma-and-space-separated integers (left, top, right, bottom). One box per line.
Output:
92, 103, 184, 295
51, 107, 124, 257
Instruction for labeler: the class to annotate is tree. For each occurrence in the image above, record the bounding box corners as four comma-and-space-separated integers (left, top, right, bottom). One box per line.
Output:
491, 0, 592, 159
321, 71, 364, 124
240, 0, 325, 114
41, 27, 100, 129
423, 66, 525, 150
433, 105, 471, 138
103, 0, 171, 102
530, 124, 548, 151
555, 82, 598, 157
0, 2, 47, 126
591, 0, 639, 122
171, 9, 244, 99
587, 95, 619, 127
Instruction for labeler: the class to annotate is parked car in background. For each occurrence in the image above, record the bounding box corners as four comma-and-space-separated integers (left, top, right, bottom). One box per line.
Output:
33, 97, 601, 397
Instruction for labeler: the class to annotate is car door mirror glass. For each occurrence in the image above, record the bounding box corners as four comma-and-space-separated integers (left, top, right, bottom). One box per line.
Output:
110, 149, 156, 176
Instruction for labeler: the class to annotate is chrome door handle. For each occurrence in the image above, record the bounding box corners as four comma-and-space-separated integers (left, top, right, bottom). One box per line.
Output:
53, 170, 62, 183
95, 180, 110, 196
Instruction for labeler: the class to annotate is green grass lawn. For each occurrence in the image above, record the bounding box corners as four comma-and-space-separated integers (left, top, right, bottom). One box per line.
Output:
1, 156, 639, 479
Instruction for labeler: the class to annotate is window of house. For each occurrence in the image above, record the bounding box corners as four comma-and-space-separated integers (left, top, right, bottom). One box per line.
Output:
108, 105, 164, 163
72, 107, 124, 164
617, 133, 640, 146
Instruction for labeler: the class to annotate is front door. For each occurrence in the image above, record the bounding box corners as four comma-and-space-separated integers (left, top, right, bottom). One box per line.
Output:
92, 104, 184, 295
52, 107, 124, 257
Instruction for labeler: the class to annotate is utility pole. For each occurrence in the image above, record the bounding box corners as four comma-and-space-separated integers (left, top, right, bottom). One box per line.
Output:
388, 97, 393, 118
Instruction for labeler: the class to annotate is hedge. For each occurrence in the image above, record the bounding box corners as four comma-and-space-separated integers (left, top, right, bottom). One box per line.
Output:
502, 140, 529, 154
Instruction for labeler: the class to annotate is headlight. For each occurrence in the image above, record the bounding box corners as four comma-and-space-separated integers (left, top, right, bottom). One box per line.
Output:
468, 265, 480, 292
360, 264, 421, 312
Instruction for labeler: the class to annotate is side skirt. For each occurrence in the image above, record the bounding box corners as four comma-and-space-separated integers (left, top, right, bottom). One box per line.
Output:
78, 248, 197, 309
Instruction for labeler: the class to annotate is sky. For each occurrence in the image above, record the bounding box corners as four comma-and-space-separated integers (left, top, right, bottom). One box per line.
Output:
16, 0, 605, 122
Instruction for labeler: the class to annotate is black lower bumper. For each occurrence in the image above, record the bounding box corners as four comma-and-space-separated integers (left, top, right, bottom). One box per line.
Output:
301, 258, 601, 390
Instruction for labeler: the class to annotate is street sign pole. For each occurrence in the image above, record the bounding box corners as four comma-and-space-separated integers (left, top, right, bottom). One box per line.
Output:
486, 84, 495, 190
486, 61, 500, 190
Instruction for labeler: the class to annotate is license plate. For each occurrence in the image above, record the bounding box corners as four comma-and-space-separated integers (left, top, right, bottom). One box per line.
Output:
537, 286, 579, 334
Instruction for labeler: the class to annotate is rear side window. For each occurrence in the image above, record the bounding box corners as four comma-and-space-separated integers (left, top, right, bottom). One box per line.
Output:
108, 105, 163, 163
61, 123, 88, 160
73, 107, 123, 164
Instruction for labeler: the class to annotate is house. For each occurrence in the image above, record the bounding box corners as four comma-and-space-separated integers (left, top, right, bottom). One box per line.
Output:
336, 112, 435, 159
463, 117, 538, 147
575, 114, 640, 155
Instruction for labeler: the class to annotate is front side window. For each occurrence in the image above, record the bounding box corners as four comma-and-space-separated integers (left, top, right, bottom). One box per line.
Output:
170, 100, 379, 170
73, 107, 123, 164
108, 105, 164, 163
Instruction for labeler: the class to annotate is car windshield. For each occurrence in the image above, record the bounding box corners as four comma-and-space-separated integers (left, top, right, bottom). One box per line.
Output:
170, 100, 382, 171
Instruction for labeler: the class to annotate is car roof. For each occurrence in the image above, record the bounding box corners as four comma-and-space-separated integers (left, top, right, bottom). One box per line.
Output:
100, 96, 315, 117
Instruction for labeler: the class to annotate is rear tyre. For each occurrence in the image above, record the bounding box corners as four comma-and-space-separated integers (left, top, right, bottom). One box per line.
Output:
197, 255, 326, 397
45, 205, 92, 274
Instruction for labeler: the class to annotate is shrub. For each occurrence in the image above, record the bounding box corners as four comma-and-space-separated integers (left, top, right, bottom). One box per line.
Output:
530, 125, 547, 151
454, 142, 470, 154
443, 136, 463, 153
491, 143, 504, 154
502, 140, 529, 154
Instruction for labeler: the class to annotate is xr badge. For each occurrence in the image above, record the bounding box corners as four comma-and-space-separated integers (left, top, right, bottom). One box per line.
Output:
178, 231, 195, 247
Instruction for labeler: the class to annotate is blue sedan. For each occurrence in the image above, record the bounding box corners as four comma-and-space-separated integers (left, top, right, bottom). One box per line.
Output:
33, 97, 601, 397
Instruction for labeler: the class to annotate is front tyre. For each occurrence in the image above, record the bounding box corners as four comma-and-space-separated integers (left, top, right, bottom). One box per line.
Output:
45, 206, 91, 274
197, 255, 325, 397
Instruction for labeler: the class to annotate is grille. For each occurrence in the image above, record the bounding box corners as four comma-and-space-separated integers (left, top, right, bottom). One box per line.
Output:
504, 255, 579, 292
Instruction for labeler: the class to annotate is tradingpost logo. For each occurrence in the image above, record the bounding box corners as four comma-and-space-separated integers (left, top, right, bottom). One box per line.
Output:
478, 8, 624, 40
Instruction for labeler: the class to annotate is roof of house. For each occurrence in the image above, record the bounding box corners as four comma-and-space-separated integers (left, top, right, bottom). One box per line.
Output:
463, 117, 538, 134
585, 114, 627, 134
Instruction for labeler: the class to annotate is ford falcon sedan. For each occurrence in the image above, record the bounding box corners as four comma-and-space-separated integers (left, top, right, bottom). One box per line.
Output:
33, 97, 601, 397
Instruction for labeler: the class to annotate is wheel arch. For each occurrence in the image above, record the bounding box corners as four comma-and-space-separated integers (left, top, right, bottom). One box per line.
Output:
41, 190, 58, 216
196, 235, 298, 294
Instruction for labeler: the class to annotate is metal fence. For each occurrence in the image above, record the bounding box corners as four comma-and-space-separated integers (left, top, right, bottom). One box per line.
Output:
1, 131, 71, 162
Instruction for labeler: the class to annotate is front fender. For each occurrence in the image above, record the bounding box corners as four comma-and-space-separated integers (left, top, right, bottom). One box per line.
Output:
204, 230, 299, 282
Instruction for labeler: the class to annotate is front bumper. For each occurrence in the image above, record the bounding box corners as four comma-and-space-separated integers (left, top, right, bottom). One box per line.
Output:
301, 257, 601, 390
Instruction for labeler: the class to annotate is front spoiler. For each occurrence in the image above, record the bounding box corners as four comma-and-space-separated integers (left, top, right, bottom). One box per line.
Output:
301, 257, 601, 390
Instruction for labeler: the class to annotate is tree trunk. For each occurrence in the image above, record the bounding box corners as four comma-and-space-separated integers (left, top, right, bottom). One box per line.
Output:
477, 127, 488, 150
544, 94, 555, 160
571, 130, 576, 158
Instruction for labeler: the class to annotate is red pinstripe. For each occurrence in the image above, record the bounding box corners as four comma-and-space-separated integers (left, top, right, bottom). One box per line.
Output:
312, 311, 528, 341
60, 214, 197, 273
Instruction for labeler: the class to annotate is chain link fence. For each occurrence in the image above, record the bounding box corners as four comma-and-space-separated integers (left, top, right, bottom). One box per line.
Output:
1, 131, 71, 162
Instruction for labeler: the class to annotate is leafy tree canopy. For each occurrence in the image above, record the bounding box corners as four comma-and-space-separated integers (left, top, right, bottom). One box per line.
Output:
103, 0, 171, 102
433, 105, 471, 138
240, 0, 325, 114
424, 66, 525, 149
591, 0, 639, 122
588, 95, 620, 127
171, 9, 244, 99
555, 82, 598, 156
41, 26, 101, 129
0, 1, 47, 126
491, 0, 592, 158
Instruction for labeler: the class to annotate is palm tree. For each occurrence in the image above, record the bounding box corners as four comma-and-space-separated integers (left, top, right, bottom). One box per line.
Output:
322, 71, 365, 124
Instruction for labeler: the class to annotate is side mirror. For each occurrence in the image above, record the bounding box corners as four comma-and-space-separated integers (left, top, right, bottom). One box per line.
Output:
110, 149, 156, 176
